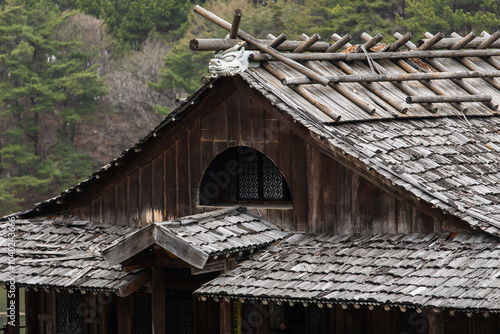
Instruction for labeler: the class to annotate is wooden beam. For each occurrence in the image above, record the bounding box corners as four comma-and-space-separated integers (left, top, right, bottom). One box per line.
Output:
249, 48, 500, 61
419, 32, 500, 49
117, 295, 133, 334
220, 299, 231, 334
189, 38, 330, 51
293, 33, 321, 53
325, 33, 352, 53
102, 224, 209, 269
151, 267, 166, 334
268, 33, 288, 49
102, 224, 156, 265
281, 69, 500, 85
229, 9, 242, 39
387, 32, 413, 51
117, 269, 151, 297
25, 288, 39, 334
406, 94, 492, 103
428, 309, 444, 334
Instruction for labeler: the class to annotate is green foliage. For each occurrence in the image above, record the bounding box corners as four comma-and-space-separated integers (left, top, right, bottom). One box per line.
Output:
72, 0, 193, 51
153, 104, 172, 116
0, 0, 100, 216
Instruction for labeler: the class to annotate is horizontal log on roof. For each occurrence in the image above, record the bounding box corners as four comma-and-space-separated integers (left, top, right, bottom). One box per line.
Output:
406, 94, 492, 104
190, 38, 332, 51
249, 48, 500, 62
282, 70, 500, 85
418, 34, 500, 49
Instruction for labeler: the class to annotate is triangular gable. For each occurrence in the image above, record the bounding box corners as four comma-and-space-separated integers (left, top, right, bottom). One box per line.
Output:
102, 206, 287, 269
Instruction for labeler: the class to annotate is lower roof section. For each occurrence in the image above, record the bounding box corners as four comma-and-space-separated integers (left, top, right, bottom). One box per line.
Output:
102, 206, 288, 269
196, 231, 500, 312
0, 218, 144, 295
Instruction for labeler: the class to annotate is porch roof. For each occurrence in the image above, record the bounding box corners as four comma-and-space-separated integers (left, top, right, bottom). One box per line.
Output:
102, 206, 288, 269
196, 231, 500, 312
0, 218, 144, 295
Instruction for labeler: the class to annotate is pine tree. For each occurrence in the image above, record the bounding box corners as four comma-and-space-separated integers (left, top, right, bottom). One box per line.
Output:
0, 0, 105, 215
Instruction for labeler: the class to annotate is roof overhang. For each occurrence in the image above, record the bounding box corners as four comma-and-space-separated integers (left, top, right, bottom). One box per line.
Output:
196, 231, 500, 313
102, 224, 210, 269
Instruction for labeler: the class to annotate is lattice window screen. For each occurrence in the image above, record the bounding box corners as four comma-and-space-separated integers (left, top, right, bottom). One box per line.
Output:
238, 155, 259, 199
56, 291, 84, 334
165, 291, 193, 334
134, 294, 152, 334
263, 156, 284, 200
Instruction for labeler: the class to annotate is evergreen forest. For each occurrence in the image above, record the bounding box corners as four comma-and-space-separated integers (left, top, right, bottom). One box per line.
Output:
1, 0, 500, 216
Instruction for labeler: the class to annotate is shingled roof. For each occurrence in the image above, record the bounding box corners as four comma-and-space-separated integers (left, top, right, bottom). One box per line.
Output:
102, 206, 288, 269
196, 231, 500, 312
0, 218, 144, 295
188, 7, 500, 235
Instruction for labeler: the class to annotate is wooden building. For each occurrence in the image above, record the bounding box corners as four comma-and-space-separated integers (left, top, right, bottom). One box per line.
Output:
3, 5, 500, 333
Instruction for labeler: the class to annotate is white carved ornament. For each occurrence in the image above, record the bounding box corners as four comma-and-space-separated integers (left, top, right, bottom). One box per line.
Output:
209, 42, 253, 77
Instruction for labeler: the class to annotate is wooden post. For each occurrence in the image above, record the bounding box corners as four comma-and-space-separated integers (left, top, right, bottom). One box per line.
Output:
117, 295, 133, 334
428, 309, 444, 334
220, 299, 231, 334
229, 9, 242, 39
151, 266, 166, 334
25, 288, 39, 334
6, 286, 20, 334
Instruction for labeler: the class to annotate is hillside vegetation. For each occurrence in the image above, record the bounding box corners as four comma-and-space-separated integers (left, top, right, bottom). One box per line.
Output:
1, 0, 499, 216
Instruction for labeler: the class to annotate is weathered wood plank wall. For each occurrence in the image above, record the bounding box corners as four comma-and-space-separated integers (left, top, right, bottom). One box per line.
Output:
70, 77, 470, 235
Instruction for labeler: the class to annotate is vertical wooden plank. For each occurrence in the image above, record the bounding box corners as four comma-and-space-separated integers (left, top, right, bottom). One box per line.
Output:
176, 136, 191, 217
263, 109, 280, 163
366, 182, 383, 234
165, 145, 177, 220
213, 101, 228, 155
382, 193, 397, 234
278, 126, 294, 230
322, 157, 338, 233
264, 110, 283, 226
278, 126, 292, 192
307, 147, 323, 233
152, 154, 165, 222
102, 187, 116, 225
85, 293, 97, 333
396, 200, 412, 234
49, 290, 56, 334
252, 107, 265, 152
91, 197, 102, 224
415, 210, 435, 233
336, 165, 352, 234
129, 171, 140, 227
151, 267, 166, 334
226, 89, 241, 146
352, 174, 368, 234
220, 299, 231, 334
81, 203, 91, 221
25, 288, 39, 334
117, 296, 133, 334
428, 310, 444, 334
291, 134, 308, 231
200, 113, 214, 177
335, 305, 344, 333
188, 124, 202, 211
207, 299, 220, 333
140, 162, 152, 226
116, 179, 128, 226
239, 92, 253, 144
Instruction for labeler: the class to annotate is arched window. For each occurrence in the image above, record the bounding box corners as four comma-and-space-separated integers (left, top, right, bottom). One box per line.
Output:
199, 147, 292, 206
